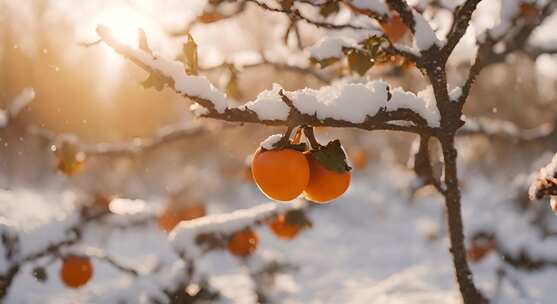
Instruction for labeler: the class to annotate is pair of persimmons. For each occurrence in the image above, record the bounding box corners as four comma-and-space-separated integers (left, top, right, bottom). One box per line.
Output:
251, 128, 351, 203
228, 213, 305, 257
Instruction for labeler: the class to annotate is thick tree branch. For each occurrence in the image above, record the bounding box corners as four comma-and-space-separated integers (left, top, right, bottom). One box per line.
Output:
0, 88, 35, 129
439, 135, 488, 303
96, 25, 437, 136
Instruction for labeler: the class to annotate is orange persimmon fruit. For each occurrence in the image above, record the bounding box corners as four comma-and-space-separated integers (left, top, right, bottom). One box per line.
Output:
269, 214, 300, 240
54, 143, 86, 177
60, 255, 93, 288
228, 228, 258, 257
466, 235, 496, 263
251, 148, 310, 201
351, 148, 368, 170
304, 156, 351, 203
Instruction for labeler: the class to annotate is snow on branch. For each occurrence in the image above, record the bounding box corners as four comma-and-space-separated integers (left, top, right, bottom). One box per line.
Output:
200, 55, 331, 84
307, 33, 421, 69
345, 0, 389, 18
27, 122, 209, 157
96, 26, 441, 132
170, 201, 306, 259
460, 1, 557, 103
458, 117, 555, 143
244, 0, 366, 30
529, 153, 557, 200
385, 0, 443, 51
443, 0, 482, 57
0, 88, 35, 128
470, 226, 557, 274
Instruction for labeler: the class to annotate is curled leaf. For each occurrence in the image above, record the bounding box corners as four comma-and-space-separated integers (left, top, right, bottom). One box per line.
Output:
309, 57, 340, 69
179, 34, 198, 75
225, 65, 242, 100
54, 143, 86, 177
284, 209, 312, 229
347, 50, 374, 76
319, 2, 340, 18
141, 72, 167, 91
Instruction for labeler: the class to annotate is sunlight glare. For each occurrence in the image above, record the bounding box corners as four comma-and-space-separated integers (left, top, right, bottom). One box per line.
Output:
95, 4, 152, 104
97, 5, 146, 46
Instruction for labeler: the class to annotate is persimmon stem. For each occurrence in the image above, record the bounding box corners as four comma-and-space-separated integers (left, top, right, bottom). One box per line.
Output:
303, 126, 321, 150
276, 125, 295, 148
292, 127, 303, 144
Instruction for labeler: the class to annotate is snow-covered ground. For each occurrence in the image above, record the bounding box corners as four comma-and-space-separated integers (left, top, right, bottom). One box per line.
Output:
1, 160, 557, 304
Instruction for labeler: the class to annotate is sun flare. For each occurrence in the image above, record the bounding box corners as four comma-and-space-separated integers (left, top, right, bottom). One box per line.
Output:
94, 4, 154, 103
97, 5, 148, 46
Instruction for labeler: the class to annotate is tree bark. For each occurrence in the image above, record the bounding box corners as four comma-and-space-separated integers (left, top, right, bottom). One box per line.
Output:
440, 135, 488, 304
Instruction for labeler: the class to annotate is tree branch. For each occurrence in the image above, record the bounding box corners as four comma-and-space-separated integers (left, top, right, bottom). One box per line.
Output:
96, 25, 437, 136
443, 0, 483, 59
458, 117, 556, 143
27, 123, 209, 157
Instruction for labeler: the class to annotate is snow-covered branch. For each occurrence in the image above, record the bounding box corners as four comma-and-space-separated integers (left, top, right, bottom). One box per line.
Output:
96, 25, 441, 134
529, 153, 557, 200
458, 117, 556, 143
0, 88, 35, 129
443, 0, 483, 58
244, 0, 366, 30
459, 1, 557, 103
200, 56, 331, 84
385, 0, 443, 52
170, 201, 307, 259
27, 122, 209, 157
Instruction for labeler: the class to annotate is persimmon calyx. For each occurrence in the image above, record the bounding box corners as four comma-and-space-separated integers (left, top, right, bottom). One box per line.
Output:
259, 128, 308, 152
284, 209, 312, 229
309, 139, 351, 173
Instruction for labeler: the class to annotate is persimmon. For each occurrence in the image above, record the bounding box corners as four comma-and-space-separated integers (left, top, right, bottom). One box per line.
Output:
93, 193, 113, 211
60, 255, 93, 288
227, 228, 258, 257
304, 157, 351, 203
54, 143, 86, 177
351, 148, 368, 170
379, 14, 407, 43
158, 202, 206, 232
467, 234, 496, 263
269, 214, 300, 240
251, 148, 310, 201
